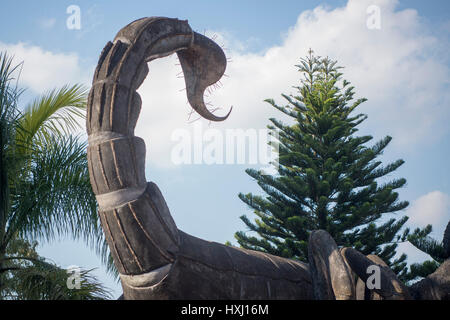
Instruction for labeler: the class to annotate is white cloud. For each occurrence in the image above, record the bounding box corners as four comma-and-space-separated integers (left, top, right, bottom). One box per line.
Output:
406, 191, 450, 238
396, 191, 450, 264
0, 41, 89, 94
0, 42, 91, 138
134, 0, 449, 168
135, 56, 191, 166
1, 0, 447, 169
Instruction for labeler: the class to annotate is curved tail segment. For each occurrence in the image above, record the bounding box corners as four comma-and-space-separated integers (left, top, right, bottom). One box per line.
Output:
87, 17, 313, 300
177, 32, 232, 121
87, 18, 194, 277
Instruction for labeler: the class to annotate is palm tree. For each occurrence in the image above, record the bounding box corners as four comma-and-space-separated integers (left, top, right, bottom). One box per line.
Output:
0, 51, 113, 299
2, 237, 111, 300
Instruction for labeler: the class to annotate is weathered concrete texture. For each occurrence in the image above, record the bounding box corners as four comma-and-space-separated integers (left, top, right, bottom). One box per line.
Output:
177, 32, 232, 121
122, 231, 313, 300
354, 254, 388, 300
308, 231, 355, 300
443, 221, 450, 258
409, 259, 450, 300
339, 248, 358, 298
341, 247, 412, 300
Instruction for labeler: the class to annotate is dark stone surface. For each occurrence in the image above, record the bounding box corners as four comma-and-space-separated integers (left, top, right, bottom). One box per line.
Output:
308, 231, 354, 300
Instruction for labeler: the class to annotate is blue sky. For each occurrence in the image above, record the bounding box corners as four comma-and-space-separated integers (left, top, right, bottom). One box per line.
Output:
1, 0, 449, 298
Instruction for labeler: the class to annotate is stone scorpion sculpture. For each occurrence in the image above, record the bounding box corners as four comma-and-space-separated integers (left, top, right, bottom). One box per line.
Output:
86, 17, 450, 300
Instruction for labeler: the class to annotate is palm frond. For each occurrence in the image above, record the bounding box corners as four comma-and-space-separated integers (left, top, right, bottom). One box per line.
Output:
0, 51, 25, 247
7, 260, 112, 300
18, 84, 88, 147
1, 51, 114, 298
6, 135, 103, 254
2, 237, 113, 300
0, 51, 24, 106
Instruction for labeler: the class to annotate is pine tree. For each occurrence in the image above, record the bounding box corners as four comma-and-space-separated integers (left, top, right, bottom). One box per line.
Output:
400, 221, 450, 282
235, 50, 411, 276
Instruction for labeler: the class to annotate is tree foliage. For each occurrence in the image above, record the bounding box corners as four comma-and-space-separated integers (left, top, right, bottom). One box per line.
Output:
235, 51, 413, 276
1, 238, 111, 300
400, 221, 450, 282
0, 51, 115, 299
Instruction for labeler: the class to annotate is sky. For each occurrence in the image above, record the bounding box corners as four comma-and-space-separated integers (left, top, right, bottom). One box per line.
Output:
0, 0, 449, 298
